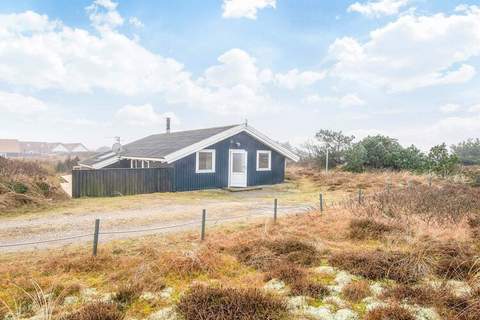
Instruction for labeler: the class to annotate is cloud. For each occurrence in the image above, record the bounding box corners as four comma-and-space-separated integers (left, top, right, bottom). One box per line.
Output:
0, 8, 323, 117
0, 91, 47, 115
275, 69, 326, 90
222, 0, 276, 19
128, 17, 144, 28
329, 7, 480, 92
348, 0, 409, 18
439, 103, 460, 114
305, 93, 366, 107
85, 0, 124, 31
115, 104, 178, 126
468, 104, 480, 113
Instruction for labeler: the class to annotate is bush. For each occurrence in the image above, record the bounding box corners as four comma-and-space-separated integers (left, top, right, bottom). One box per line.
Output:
381, 284, 437, 306
64, 302, 124, 320
233, 238, 320, 271
342, 280, 371, 302
112, 283, 143, 309
364, 304, 415, 320
348, 218, 400, 240
177, 285, 288, 320
329, 249, 433, 284
355, 184, 480, 225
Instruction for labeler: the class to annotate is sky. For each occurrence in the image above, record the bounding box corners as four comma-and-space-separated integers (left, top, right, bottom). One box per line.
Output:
1, 0, 480, 151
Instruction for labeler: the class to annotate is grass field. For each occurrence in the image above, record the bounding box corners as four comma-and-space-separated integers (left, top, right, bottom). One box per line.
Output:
1, 168, 479, 320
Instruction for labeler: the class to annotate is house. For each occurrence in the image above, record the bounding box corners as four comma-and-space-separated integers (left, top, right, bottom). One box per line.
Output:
79, 122, 298, 191
64, 143, 89, 153
0, 139, 21, 158
20, 141, 89, 155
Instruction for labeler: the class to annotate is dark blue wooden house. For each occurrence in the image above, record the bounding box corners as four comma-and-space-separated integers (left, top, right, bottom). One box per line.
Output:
79, 122, 298, 192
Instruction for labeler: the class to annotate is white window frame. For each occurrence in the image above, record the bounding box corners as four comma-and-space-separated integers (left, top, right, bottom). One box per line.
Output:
256, 150, 271, 171
196, 149, 216, 173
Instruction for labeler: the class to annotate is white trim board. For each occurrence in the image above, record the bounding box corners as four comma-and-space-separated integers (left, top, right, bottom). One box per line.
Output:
256, 150, 272, 171
195, 149, 216, 173
164, 124, 299, 163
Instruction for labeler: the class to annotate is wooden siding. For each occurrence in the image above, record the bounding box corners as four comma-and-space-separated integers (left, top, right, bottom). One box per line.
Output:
174, 131, 285, 191
72, 167, 174, 198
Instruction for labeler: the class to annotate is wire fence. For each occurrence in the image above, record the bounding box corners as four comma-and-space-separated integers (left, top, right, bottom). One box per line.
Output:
0, 180, 427, 253
0, 199, 319, 253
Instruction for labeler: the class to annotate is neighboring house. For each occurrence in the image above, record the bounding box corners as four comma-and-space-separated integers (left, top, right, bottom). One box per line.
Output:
0, 139, 21, 158
80, 123, 298, 191
51, 143, 70, 153
64, 143, 89, 153
20, 141, 89, 155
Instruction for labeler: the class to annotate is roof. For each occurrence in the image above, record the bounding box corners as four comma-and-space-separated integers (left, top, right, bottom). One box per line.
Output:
20, 141, 89, 154
20, 141, 57, 154
122, 125, 238, 159
63, 143, 89, 152
0, 139, 21, 153
80, 124, 299, 168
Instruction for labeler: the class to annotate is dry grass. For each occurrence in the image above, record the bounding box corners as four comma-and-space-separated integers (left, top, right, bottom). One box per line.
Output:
353, 184, 480, 225
0, 158, 68, 212
177, 285, 288, 320
381, 284, 438, 306
329, 249, 434, 284
348, 218, 402, 240
232, 238, 321, 271
64, 302, 124, 320
364, 304, 416, 320
342, 280, 371, 302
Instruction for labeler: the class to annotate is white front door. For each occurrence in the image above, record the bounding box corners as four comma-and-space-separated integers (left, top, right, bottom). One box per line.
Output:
229, 149, 247, 187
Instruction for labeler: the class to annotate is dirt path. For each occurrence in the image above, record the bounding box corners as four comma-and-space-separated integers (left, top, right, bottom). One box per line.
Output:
0, 197, 314, 253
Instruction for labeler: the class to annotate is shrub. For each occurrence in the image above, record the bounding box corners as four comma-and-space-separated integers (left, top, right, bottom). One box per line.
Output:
329, 249, 433, 284
381, 284, 437, 306
364, 304, 415, 320
342, 280, 371, 302
112, 283, 143, 309
63, 302, 124, 320
348, 218, 400, 240
177, 285, 288, 320
233, 238, 320, 271
433, 242, 478, 280
290, 280, 329, 299
353, 184, 480, 225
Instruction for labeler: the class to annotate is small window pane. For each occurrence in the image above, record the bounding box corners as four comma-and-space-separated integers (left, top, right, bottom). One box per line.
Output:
199, 152, 213, 170
258, 152, 270, 169
232, 153, 245, 173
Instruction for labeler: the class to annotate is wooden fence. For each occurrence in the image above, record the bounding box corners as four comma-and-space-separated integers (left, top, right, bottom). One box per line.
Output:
72, 167, 175, 198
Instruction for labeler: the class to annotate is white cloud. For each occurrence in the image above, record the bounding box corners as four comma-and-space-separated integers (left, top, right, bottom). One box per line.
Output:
468, 104, 480, 113
128, 17, 144, 28
348, 0, 409, 18
329, 7, 480, 92
115, 104, 178, 126
426, 115, 480, 144
85, 0, 124, 31
222, 0, 276, 19
439, 103, 460, 114
305, 93, 366, 107
203, 49, 267, 90
0, 91, 47, 115
275, 69, 326, 90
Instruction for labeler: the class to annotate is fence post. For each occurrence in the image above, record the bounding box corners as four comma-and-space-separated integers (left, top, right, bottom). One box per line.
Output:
201, 209, 206, 241
358, 189, 362, 205
92, 219, 100, 257
274, 198, 278, 223
319, 193, 323, 213
428, 176, 432, 187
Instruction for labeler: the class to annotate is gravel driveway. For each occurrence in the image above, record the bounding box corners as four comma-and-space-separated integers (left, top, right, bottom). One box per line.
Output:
0, 196, 314, 253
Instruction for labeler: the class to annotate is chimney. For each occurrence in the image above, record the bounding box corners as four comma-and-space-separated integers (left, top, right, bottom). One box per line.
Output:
166, 117, 171, 134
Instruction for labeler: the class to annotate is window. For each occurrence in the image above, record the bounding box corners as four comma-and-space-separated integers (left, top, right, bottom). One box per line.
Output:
256, 150, 271, 171
196, 149, 215, 173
